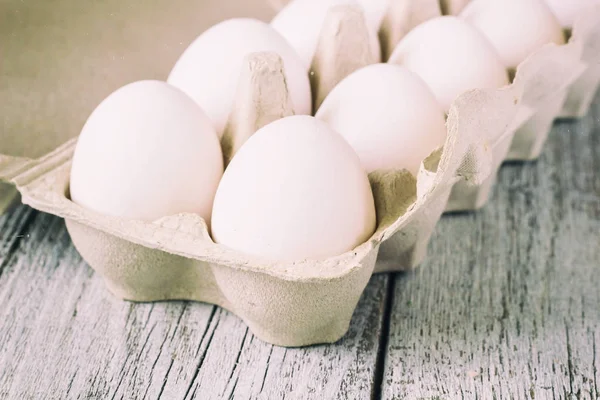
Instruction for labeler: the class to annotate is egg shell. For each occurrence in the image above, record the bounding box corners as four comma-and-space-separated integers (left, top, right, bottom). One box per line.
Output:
316, 63, 447, 175
544, 0, 600, 28
69, 80, 223, 223
461, 0, 566, 69
271, 0, 382, 69
388, 16, 509, 113
211, 115, 377, 262
168, 18, 311, 137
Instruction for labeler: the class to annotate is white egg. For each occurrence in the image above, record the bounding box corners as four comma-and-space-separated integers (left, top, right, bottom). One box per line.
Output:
168, 18, 311, 137
316, 63, 447, 175
70, 80, 223, 223
461, 0, 566, 69
544, 0, 599, 28
271, 0, 384, 69
211, 115, 376, 262
389, 16, 509, 113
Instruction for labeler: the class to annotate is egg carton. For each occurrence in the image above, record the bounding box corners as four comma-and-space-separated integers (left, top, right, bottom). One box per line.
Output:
0, 89, 514, 348
0, 1, 521, 344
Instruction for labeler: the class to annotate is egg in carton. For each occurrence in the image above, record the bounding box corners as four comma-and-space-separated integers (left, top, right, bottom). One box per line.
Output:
456, 0, 600, 160
0, 3, 518, 345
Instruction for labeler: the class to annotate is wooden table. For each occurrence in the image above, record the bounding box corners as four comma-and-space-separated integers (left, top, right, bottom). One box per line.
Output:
0, 94, 598, 400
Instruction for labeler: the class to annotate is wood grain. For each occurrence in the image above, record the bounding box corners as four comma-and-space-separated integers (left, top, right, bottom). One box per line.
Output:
0, 209, 390, 399
178, 274, 389, 400
382, 95, 600, 399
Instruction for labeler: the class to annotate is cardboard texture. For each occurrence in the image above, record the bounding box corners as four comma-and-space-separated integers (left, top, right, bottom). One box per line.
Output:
221, 52, 295, 166
0, 0, 597, 346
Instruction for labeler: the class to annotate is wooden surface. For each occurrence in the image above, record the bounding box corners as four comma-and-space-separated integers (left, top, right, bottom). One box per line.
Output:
0, 94, 598, 399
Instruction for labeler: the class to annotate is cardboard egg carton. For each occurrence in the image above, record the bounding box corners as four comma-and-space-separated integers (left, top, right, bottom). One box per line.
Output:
0, 83, 514, 347
0, 1, 519, 345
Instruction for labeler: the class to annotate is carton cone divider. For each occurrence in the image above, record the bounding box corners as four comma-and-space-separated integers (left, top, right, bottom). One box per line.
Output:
221, 52, 294, 166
